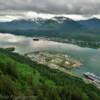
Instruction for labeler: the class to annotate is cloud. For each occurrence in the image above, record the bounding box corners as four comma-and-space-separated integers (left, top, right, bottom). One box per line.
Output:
0, 11, 100, 22
0, 11, 91, 22
0, 0, 100, 15
0, 0, 100, 22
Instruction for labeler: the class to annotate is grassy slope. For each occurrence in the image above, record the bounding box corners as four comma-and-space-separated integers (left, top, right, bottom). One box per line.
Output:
0, 48, 100, 100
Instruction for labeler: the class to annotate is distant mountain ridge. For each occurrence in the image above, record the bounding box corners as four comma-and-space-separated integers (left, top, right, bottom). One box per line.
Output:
0, 16, 100, 41
0, 16, 88, 32
78, 17, 100, 33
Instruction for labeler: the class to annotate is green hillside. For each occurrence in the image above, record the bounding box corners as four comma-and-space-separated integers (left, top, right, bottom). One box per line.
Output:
0, 48, 100, 100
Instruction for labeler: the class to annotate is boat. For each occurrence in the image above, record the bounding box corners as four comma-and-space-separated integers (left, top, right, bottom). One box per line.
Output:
83, 72, 100, 84
33, 38, 39, 41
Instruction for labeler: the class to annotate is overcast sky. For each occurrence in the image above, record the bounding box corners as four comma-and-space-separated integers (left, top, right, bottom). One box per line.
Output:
0, 0, 100, 21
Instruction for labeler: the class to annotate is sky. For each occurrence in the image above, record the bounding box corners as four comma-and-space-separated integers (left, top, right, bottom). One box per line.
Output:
0, 0, 100, 21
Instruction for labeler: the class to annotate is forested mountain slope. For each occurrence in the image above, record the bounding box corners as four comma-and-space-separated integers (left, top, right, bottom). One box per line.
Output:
0, 48, 100, 100
0, 17, 100, 41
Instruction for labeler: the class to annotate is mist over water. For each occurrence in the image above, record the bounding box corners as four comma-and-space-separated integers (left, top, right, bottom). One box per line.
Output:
0, 33, 100, 76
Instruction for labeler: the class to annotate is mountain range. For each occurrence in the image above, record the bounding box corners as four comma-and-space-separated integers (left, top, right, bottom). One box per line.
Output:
0, 16, 100, 41
78, 17, 100, 33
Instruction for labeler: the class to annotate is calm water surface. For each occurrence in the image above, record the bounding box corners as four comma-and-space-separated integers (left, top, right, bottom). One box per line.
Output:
0, 33, 100, 76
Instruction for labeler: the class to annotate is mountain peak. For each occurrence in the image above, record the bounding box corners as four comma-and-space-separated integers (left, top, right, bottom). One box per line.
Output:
11, 19, 33, 23
53, 16, 71, 20
88, 17, 100, 21
51, 16, 72, 23
89, 17, 100, 22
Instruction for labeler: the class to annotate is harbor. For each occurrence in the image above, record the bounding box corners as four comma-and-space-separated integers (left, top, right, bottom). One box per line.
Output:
25, 51, 82, 69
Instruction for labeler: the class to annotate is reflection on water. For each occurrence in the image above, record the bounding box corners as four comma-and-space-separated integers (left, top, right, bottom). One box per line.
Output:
0, 33, 100, 76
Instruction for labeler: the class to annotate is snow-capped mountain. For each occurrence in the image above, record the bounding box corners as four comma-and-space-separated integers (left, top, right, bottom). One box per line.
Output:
0, 16, 99, 41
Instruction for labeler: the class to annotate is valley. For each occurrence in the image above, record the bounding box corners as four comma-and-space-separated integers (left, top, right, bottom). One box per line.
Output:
0, 0, 100, 99
0, 33, 100, 77
0, 32, 100, 99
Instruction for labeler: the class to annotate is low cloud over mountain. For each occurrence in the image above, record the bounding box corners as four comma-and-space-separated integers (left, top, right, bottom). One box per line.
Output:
0, 0, 100, 15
